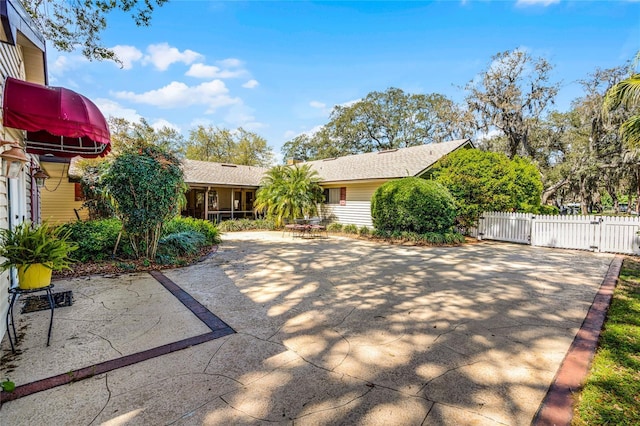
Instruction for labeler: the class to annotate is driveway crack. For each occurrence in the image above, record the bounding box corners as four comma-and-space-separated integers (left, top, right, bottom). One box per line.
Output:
87, 374, 111, 426
88, 331, 123, 356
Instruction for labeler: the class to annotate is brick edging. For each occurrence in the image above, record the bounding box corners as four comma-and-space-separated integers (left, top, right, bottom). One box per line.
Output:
1, 271, 235, 403
532, 255, 624, 426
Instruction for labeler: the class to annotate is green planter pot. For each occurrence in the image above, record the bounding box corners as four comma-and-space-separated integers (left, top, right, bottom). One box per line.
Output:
17, 263, 53, 290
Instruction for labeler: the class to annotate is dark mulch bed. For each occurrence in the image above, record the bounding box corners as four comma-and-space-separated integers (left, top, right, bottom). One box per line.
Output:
53, 246, 218, 279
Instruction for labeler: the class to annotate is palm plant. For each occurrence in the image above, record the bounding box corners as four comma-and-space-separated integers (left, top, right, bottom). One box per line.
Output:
254, 164, 324, 227
604, 62, 640, 147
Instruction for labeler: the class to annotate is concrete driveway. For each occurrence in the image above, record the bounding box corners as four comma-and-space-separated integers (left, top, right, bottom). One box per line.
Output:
1, 232, 614, 425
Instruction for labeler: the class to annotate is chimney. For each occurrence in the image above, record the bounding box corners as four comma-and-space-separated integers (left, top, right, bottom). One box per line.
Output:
287, 158, 303, 165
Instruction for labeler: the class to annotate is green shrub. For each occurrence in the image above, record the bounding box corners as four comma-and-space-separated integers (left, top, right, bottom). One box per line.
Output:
537, 205, 560, 215
358, 226, 370, 237
103, 144, 185, 259
163, 216, 221, 245
343, 224, 358, 234
217, 218, 277, 232
157, 231, 206, 257
372, 228, 390, 239
371, 177, 456, 234
326, 223, 343, 232
61, 218, 124, 262
430, 149, 543, 228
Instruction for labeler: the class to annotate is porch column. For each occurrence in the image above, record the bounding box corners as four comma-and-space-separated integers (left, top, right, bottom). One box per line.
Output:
231, 190, 235, 219
204, 187, 209, 222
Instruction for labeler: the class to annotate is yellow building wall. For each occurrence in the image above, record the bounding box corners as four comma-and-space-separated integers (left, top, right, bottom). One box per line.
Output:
40, 162, 88, 224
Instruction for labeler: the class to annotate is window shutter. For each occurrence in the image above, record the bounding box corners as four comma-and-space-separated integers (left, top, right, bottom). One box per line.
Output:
74, 183, 84, 201
340, 187, 346, 206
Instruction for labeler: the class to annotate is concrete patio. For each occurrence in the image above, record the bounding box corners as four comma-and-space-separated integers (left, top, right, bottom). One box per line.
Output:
0, 232, 616, 425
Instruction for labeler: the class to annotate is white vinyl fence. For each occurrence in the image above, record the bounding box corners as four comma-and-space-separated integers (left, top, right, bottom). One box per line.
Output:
477, 212, 640, 255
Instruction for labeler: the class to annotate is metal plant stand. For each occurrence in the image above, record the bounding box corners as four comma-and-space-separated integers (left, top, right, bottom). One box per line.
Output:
5, 284, 55, 353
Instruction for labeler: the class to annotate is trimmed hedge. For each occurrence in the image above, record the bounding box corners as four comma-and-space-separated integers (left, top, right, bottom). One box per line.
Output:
371, 177, 456, 233
217, 218, 278, 232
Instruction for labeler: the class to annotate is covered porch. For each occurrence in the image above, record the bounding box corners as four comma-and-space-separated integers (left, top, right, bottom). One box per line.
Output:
183, 185, 257, 223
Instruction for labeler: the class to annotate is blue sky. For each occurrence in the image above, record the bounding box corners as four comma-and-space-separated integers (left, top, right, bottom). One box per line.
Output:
47, 0, 640, 162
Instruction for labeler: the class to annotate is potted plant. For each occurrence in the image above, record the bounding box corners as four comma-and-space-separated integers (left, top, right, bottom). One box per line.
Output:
0, 222, 77, 289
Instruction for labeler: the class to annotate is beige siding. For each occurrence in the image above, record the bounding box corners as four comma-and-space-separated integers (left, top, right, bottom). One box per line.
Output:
320, 181, 386, 227
40, 162, 88, 224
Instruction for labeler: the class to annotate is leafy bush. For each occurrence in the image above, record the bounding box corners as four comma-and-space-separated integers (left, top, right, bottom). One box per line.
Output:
80, 161, 114, 220
358, 226, 370, 237
163, 216, 221, 245
103, 144, 185, 259
537, 205, 560, 215
430, 149, 543, 228
157, 231, 206, 257
343, 224, 358, 234
61, 218, 124, 262
326, 223, 343, 232
371, 177, 456, 234
217, 218, 277, 232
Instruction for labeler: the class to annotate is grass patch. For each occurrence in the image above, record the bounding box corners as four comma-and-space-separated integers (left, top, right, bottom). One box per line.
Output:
572, 257, 640, 425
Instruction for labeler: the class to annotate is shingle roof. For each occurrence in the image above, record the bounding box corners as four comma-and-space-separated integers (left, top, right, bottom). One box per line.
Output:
182, 159, 268, 187
302, 139, 472, 183
72, 139, 472, 187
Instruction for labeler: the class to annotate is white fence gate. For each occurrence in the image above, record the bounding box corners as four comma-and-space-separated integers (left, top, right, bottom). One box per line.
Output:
477, 212, 640, 255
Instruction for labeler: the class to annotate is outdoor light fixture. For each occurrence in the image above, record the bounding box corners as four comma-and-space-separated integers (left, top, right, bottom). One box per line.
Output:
31, 167, 49, 188
0, 141, 28, 179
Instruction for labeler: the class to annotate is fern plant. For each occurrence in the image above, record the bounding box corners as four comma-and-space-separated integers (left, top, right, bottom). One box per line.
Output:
0, 222, 77, 272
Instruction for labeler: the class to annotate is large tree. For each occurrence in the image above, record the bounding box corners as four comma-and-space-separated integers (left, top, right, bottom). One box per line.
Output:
282, 88, 473, 162
466, 49, 560, 159
108, 117, 185, 155
185, 125, 273, 167
21, 0, 167, 64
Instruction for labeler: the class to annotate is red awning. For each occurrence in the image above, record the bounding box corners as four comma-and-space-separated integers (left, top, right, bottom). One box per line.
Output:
2, 77, 111, 158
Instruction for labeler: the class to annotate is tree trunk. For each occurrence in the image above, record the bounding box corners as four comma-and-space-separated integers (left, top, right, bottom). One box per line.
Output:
541, 177, 571, 205
579, 176, 590, 215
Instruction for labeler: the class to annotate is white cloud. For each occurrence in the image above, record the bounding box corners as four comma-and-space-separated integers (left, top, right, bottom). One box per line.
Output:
287, 125, 324, 140
283, 130, 297, 139
113, 79, 240, 112
94, 98, 142, 122
309, 101, 326, 109
218, 58, 243, 68
242, 79, 259, 89
189, 118, 214, 128
339, 99, 360, 108
185, 63, 247, 79
303, 125, 324, 137
48, 54, 88, 77
224, 104, 264, 130
143, 43, 202, 71
516, 0, 560, 6
111, 45, 143, 70
151, 119, 181, 132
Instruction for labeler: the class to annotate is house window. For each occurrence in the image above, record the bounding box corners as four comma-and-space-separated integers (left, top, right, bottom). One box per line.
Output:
323, 187, 346, 205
